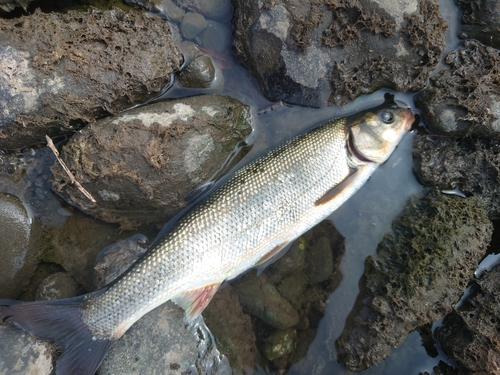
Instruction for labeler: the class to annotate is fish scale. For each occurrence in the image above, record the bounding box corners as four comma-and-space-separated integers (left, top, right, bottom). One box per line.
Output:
0, 104, 414, 375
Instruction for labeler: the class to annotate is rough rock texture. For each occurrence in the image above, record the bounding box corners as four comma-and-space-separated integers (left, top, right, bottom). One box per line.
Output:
99, 302, 204, 375
35, 271, 79, 300
0, 324, 55, 375
232, 0, 446, 107
93, 234, 149, 289
413, 135, 500, 219
232, 221, 345, 372
0, 8, 183, 150
336, 190, 493, 372
458, 0, 500, 49
436, 263, 500, 375
203, 285, 257, 372
415, 40, 500, 137
0, 193, 42, 299
50, 95, 252, 230
39, 209, 136, 292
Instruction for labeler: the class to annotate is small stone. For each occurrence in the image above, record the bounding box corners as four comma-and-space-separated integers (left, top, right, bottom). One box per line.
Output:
177, 55, 216, 88
197, 20, 232, 52
35, 272, 79, 300
93, 234, 149, 289
180, 12, 208, 40
233, 271, 299, 330
263, 328, 297, 361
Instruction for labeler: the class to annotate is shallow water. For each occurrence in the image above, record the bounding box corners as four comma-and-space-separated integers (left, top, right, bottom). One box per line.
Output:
0, 0, 466, 373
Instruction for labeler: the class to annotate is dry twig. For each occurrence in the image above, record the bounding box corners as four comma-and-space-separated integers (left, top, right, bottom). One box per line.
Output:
45, 135, 96, 203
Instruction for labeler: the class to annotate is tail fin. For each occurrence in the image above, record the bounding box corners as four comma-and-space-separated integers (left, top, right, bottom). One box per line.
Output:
0, 296, 114, 375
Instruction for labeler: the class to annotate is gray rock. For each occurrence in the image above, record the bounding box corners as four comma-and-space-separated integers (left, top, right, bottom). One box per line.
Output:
0, 324, 55, 375
234, 271, 300, 330
35, 272, 79, 300
197, 20, 233, 52
336, 190, 493, 372
436, 263, 500, 374
0, 8, 182, 150
232, 0, 447, 107
93, 234, 149, 289
50, 95, 252, 230
415, 40, 500, 137
458, 0, 500, 49
0, 193, 41, 299
99, 302, 211, 375
180, 12, 208, 40
203, 285, 257, 372
182, 0, 232, 21
177, 55, 216, 88
413, 135, 500, 219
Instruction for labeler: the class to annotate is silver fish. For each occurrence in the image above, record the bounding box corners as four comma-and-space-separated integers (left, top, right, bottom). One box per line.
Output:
0, 103, 414, 375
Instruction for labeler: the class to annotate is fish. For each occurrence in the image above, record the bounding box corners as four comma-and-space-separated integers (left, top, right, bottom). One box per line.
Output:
0, 102, 414, 375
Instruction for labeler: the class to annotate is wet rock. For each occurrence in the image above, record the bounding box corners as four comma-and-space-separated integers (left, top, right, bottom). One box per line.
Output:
0, 324, 55, 375
93, 234, 149, 289
263, 328, 297, 361
415, 40, 500, 137
458, 0, 500, 49
39, 209, 137, 292
0, 0, 31, 12
203, 285, 257, 372
177, 54, 216, 88
0, 193, 42, 299
232, 0, 446, 107
182, 0, 232, 21
336, 190, 493, 372
50, 95, 252, 230
303, 236, 333, 283
99, 302, 202, 375
0, 8, 182, 150
234, 271, 300, 330
35, 271, 79, 300
413, 135, 500, 219
231, 221, 345, 371
180, 12, 208, 40
436, 263, 500, 374
197, 20, 233, 52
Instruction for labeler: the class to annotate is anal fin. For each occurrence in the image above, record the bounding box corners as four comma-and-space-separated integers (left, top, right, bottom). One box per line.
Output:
172, 283, 221, 322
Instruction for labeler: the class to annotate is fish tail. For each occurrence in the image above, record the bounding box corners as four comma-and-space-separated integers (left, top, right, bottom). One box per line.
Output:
0, 295, 114, 375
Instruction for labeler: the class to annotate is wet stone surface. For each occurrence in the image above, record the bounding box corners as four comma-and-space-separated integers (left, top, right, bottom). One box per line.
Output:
232, 0, 447, 107
457, 0, 500, 49
0, 323, 55, 375
336, 190, 493, 372
228, 221, 345, 372
50, 95, 252, 230
436, 263, 500, 375
413, 135, 500, 219
415, 40, 500, 137
0, 7, 183, 150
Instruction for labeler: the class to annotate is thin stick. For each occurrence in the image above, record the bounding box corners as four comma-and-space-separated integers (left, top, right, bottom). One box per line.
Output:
45, 135, 96, 203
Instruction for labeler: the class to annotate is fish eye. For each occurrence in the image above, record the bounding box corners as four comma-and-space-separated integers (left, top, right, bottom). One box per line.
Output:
379, 109, 395, 124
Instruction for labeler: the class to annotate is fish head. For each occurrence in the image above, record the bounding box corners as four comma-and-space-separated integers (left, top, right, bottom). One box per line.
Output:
347, 105, 415, 164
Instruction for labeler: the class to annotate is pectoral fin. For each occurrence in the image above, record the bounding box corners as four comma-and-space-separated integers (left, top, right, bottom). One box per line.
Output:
172, 283, 221, 321
315, 169, 360, 206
